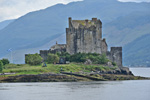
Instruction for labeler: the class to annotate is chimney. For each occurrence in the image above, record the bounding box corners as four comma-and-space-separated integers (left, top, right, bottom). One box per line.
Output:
103, 38, 105, 41
92, 18, 97, 22
69, 17, 72, 28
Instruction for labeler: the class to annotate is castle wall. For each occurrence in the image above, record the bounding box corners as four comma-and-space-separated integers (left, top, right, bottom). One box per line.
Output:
39, 47, 66, 62
101, 39, 108, 54
66, 28, 76, 54
107, 47, 122, 67
40, 50, 50, 61
83, 29, 95, 53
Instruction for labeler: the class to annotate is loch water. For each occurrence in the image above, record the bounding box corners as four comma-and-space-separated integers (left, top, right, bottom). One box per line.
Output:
0, 68, 150, 100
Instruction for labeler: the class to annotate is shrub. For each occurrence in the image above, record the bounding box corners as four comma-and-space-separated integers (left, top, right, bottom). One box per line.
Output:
47, 53, 59, 64
97, 54, 109, 64
1, 59, 10, 65
70, 53, 87, 62
60, 52, 109, 64
112, 62, 117, 66
0, 60, 3, 72
25, 53, 43, 65
57, 52, 70, 61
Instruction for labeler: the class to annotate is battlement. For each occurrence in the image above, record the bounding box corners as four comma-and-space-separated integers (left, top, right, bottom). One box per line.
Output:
68, 17, 102, 29
111, 47, 122, 51
92, 18, 97, 22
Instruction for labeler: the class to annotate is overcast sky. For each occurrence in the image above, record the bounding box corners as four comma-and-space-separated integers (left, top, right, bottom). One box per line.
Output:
0, 0, 150, 22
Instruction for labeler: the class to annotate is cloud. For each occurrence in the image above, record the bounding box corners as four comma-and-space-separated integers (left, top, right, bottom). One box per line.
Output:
0, 0, 82, 22
118, 0, 150, 2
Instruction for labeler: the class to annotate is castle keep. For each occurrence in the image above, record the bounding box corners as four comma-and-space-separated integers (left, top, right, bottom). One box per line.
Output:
66, 18, 107, 54
28, 17, 122, 67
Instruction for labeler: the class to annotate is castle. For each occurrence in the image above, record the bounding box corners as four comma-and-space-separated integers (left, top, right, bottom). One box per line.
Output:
33, 18, 122, 67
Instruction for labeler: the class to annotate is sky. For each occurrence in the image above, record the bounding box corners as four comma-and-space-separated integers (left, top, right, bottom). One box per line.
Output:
0, 0, 150, 22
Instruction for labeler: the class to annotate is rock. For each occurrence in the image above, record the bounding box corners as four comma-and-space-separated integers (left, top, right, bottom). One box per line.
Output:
107, 62, 114, 67
84, 59, 92, 64
120, 67, 133, 75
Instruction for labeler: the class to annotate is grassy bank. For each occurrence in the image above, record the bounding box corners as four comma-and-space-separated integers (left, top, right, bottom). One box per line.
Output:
1, 63, 117, 77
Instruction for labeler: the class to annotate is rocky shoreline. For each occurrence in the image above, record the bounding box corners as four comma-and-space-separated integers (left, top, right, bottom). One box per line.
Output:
0, 73, 78, 82
0, 72, 149, 83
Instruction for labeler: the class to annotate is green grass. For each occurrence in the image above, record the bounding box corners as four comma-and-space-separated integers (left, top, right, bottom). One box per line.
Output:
0, 63, 118, 77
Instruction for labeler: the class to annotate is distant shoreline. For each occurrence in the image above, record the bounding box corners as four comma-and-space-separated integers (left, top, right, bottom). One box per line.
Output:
127, 67, 150, 68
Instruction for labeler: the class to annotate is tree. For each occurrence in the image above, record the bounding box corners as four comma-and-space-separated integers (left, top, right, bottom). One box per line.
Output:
47, 53, 59, 64
25, 53, 43, 65
57, 52, 70, 61
1, 59, 9, 65
112, 62, 117, 66
0, 60, 3, 72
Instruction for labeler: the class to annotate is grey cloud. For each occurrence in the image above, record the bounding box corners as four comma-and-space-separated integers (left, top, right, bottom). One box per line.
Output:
0, 0, 82, 22
118, 0, 150, 2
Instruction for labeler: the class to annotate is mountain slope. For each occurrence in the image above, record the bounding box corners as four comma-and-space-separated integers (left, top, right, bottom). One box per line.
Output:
0, 19, 14, 30
104, 11, 150, 47
123, 34, 150, 67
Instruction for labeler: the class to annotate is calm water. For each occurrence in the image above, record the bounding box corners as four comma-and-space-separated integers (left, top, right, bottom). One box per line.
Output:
130, 67, 150, 77
0, 68, 150, 100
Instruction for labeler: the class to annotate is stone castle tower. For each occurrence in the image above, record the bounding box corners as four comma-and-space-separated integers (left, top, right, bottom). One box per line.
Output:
66, 17, 107, 54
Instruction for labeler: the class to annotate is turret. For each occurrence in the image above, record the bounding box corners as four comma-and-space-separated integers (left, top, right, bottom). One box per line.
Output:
111, 47, 122, 67
92, 18, 97, 22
